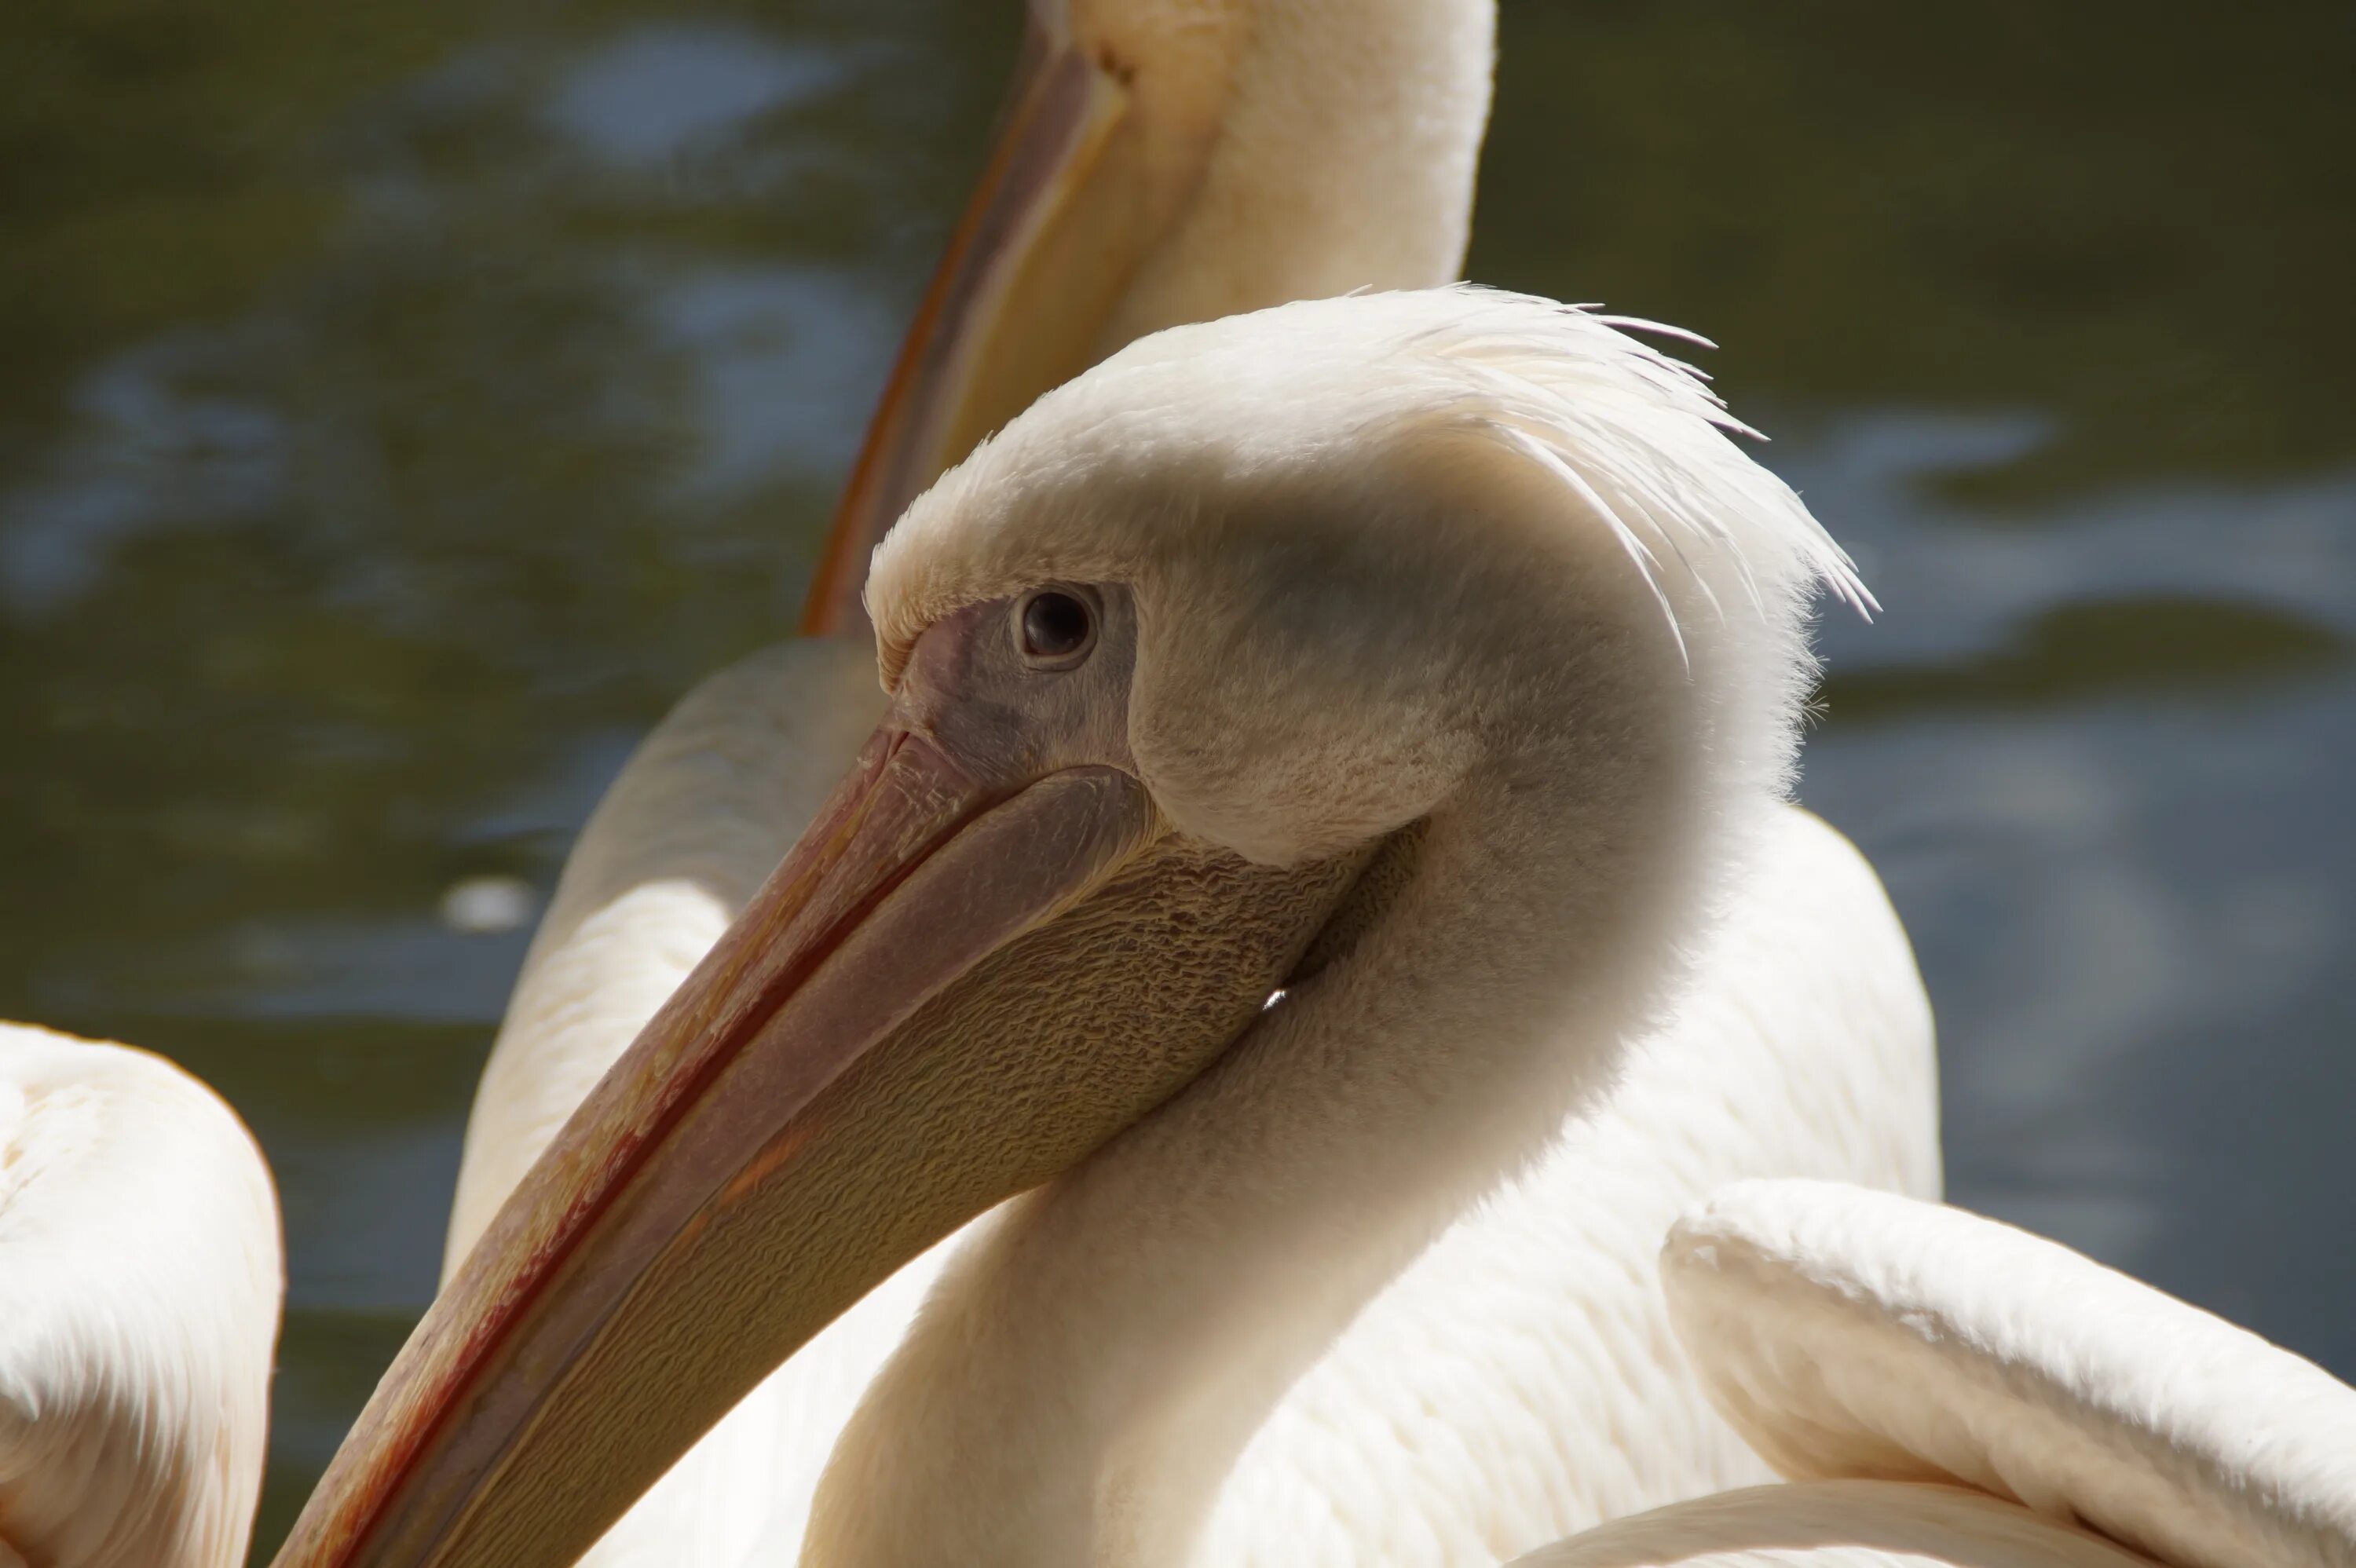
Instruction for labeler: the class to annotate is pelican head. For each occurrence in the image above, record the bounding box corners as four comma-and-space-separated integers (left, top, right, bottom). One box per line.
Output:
275, 287, 1860, 1568
807, 0, 1497, 631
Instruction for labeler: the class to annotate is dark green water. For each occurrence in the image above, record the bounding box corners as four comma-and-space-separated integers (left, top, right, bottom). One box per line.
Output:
2, 2, 2349, 1557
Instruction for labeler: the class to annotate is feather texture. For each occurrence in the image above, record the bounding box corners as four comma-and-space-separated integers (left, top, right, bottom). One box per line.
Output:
1663, 1181, 2356, 1568
0, 1023, 280, 1568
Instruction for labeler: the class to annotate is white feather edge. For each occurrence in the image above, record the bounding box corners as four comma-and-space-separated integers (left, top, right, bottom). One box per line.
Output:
1660, 1179, 2356, 1568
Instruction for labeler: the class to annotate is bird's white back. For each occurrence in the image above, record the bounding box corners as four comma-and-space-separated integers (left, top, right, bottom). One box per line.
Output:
1664, 1180, 2356, 1568
0, 1022, 280, 1568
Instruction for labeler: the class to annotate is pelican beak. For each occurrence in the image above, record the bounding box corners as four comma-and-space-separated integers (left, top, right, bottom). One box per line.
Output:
269, 638, 1368, 1568
804, 0, 1220, 635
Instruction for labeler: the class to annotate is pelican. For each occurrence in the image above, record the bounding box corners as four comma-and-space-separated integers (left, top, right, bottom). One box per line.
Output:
0, 1022, 281, 1568
258, 287, 1941, 1554
275, 289, 2354, 1568
441, 2, 1934, 1559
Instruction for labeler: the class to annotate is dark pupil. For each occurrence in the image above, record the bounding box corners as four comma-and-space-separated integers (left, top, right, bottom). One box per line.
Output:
1022, 591, 1092, 658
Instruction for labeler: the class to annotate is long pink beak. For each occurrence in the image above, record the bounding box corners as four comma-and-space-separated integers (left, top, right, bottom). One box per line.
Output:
270, 705, 1154, 1568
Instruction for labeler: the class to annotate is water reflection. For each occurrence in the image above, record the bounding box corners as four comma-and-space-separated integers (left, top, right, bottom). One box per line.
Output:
1821, 595, 2348, 724
1, 0, 2350, 1559
1799, 429, 2356, 1365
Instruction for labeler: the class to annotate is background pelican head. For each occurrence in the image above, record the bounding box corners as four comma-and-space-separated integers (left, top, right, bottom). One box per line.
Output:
274, 286, 1861, 1568
807, 0, 1498, 632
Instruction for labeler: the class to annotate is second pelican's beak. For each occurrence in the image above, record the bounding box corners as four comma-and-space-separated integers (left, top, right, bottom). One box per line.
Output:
271, 601, 1371, 1568
804, 0, 1233, 636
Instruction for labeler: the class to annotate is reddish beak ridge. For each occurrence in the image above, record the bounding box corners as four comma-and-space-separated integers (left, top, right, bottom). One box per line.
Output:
269, 722, 1151, 1568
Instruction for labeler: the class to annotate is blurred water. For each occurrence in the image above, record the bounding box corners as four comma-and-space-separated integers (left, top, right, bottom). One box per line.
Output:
1, 1, 2349, 1557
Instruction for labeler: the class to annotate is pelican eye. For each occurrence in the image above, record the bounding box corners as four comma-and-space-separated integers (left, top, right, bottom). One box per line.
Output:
1016, 588, 1096, 666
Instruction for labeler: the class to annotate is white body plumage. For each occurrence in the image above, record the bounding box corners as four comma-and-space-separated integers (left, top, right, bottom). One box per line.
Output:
1519, 1179, 2356, 1567
0, 1022, 281, 1568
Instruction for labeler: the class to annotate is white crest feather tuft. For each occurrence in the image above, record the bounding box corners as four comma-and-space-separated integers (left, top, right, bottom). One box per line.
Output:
1377, 287, 1874, 649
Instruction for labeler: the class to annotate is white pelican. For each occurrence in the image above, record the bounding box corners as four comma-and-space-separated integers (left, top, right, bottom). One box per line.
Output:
441, 2, 1934, 1559
0, 1022, 281, 1568
276, 287, 1976, 1566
